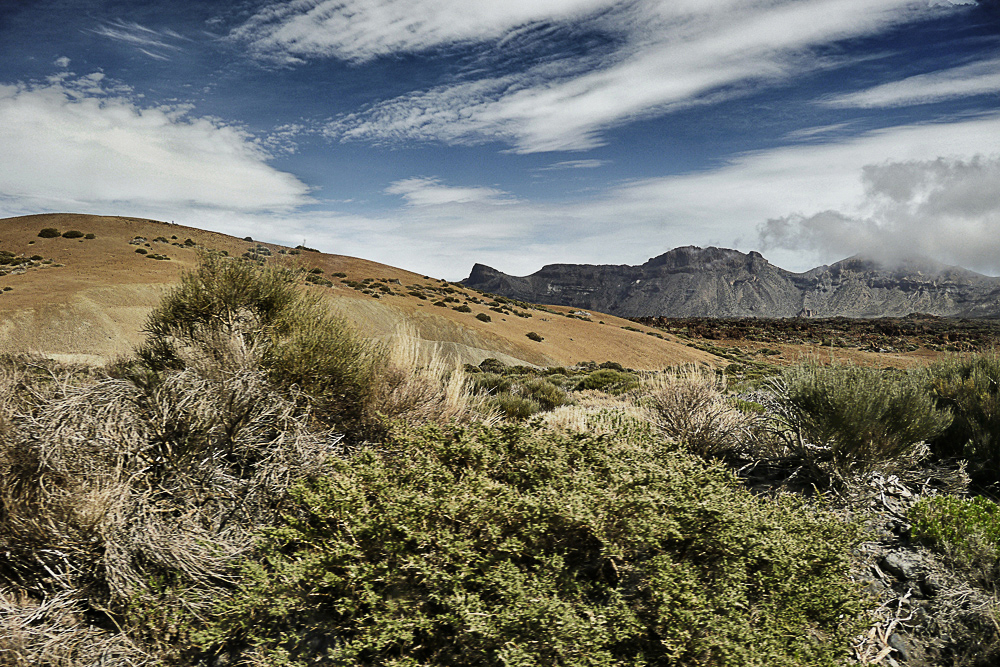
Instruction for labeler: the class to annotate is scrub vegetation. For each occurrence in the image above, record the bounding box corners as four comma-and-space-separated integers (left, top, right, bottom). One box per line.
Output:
2, 254, 999, 666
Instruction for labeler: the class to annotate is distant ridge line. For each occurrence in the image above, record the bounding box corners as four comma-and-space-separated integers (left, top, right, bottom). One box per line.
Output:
462, 246, 1000, 318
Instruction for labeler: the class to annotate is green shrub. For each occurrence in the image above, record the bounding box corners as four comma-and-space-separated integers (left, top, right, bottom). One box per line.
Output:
469, 372, 513, 395
138, 253, 380, 435
305, 274, 333, 287
911, 495, 1000, 571
526, 331, 544, 342
84, 232, 96, 239
200, 423, 863, 667
522, 378, 567, 410
61, 230, 84, 239
452, 304, 472, 313
928, 353, 1000, 485
575, 368, 639, 394
475, 312, 491, 322
771, 363, 951, 484
135, 248, 148, 254
37, 228, 60, 238
492, 393, 542, 419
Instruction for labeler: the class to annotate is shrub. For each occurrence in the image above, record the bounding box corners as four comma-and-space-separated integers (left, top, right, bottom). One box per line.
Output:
452, 304, 472, 313
199, 423, 864, 666
135, 248, 148, 254
37, 228, 60, 238
469, 372, 513, 395
138, 253, 381, 435
521, 378, 567, 410
575, 368, 639, 394
84, 233, 96, 239
61, 230, 84, 239
645, 369, 758, 458
492, 393, 542, 419
475, 312, 491, 322
526, 331, 543, 342
770, 363, 951, 484
928, 353, 1000, 485
911, 495, 1000, 572
305, 274, 333, 287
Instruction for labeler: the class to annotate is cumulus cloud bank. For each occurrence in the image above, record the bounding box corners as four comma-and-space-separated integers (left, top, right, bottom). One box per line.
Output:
0, 75, 310, 215
759, 155, 1000, 273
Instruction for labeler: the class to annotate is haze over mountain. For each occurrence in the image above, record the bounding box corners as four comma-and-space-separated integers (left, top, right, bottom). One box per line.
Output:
463, 246, 1000, 319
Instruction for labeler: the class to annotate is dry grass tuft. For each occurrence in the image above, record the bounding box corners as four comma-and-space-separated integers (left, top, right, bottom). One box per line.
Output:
370, 325, 497, 426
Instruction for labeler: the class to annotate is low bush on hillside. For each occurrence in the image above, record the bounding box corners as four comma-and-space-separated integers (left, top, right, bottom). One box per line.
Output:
575, 368, 639, 394
61, 230, 85, 239
37, 228, 60, 238
927, 353, 1000, 485
198, 423, 863, 667
769, 363, 952, 485
137, 252, 381, 435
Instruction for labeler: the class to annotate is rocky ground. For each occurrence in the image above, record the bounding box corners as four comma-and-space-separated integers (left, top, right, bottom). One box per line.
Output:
732, 455, 998, 667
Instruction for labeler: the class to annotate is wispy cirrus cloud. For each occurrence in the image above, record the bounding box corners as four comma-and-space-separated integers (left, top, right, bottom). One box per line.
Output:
537, 159, 609, 171
232, 0, 615, 64
304, 0, 978, 152
386, 177, 514, 206
823, 56, 1000, 108
90, 19, 189, 61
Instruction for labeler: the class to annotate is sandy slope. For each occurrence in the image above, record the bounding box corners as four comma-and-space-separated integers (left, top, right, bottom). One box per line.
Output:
0, 214, 718, 369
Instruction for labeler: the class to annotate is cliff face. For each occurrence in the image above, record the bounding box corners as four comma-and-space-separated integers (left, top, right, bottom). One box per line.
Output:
463, 247, 1000, 318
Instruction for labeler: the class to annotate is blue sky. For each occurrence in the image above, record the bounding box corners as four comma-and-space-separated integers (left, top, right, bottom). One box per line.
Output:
1, 0, 998, 279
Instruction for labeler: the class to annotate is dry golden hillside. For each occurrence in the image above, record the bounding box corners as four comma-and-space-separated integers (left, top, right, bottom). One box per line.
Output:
0, 213, 718, 369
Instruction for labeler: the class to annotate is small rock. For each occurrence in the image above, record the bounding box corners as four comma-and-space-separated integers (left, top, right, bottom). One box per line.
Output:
882, 550, 925, 582
888, 632, 912, 662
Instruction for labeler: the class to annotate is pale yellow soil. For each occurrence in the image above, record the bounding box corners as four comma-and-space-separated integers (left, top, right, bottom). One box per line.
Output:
0, 213, 720, 369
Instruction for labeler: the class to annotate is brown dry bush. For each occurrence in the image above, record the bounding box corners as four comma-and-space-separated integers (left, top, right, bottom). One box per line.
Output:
0, 329, 342, 666
643, 367, 760, 458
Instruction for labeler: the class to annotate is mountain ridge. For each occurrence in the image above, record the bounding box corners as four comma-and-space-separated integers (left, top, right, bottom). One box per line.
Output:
463, 247, 1000, 318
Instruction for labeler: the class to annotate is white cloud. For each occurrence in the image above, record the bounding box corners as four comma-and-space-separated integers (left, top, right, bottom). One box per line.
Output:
824, 56, 1000, 108
317, 0, 972, 152
90, 19, 187, 60
537, 159, 608, 170
54, 56, 71, 68
233, 0, 614, 64
758, 156, 1000, 273
385, 177, 514, 206
344, 113, 1000, 279
0, 77, 310, 214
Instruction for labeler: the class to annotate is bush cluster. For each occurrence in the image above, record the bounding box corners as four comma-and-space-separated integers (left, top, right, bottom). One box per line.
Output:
199, 423, 863, 667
